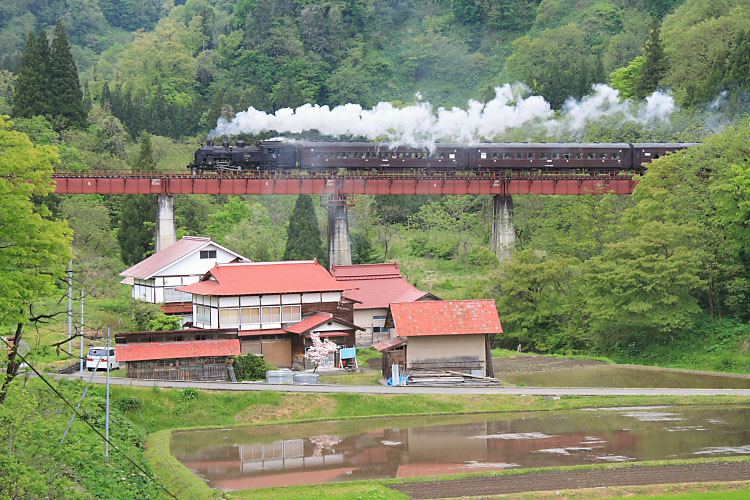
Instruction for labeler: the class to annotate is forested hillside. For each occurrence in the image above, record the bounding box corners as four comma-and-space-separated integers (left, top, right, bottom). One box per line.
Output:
2, 0, 750, 364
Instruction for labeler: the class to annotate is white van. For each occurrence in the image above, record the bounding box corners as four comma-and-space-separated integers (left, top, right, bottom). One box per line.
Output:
86, 347, 119, 371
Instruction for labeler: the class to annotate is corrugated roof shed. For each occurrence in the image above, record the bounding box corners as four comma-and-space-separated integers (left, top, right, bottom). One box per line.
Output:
116, 339, 240, 362
178, 261, 355, 296
389, 299, 502, 337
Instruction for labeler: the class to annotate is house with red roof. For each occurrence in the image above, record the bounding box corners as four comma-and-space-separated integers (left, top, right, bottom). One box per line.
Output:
331, 263, 439, 347
120, 236, 248, 322
176, 260, 361, 369
375, 300, 502, 378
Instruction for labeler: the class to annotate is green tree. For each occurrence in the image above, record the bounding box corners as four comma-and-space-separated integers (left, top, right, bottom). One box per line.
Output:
12, 32, 51, 119
351, 231, 378, 264
584, 221, 705, 347
609, 56, 644, 100
50, 20, 86, 129
724, 29, 750, 90
133, 131, 156, 171
492, 249, 585, 352
282, 194, 326, 266
0, 116, 72, 403
410, 197, 484, 270
117, 195, 156, 266
504, 24, 601, 108
661, 0, 750, 105
633, 22, 667, 99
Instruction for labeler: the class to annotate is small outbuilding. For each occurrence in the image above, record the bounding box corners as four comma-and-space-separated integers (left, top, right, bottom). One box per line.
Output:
115, 328, 241, 381
378, 299, 502, 378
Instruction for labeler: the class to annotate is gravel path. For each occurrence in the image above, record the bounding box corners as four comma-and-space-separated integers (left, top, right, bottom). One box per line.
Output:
390, 462, 750, 499
48, 372, 750, 396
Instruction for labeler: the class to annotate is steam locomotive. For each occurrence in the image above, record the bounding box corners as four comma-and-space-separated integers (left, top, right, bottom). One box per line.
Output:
189, 141, 697, 173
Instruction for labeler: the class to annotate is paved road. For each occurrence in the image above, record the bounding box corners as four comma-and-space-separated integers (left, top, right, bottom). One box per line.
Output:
49, 373, 750, 396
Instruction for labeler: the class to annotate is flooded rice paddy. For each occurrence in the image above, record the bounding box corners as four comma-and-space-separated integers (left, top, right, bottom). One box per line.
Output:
498, 364, 750, 388
172, 404, 750, 490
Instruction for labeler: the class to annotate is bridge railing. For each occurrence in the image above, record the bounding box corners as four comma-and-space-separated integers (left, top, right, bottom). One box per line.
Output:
52, 168, 643, 181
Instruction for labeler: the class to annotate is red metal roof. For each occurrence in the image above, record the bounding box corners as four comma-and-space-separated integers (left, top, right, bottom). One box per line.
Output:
177, 261, 355, 296
119, 236, 248, 280
332, 263, 433, 309
285, 313, 334, 334
372, 336, 406, 351
237, 329, 287, 337
116, 339, 240, 362
389, 299, 503, 337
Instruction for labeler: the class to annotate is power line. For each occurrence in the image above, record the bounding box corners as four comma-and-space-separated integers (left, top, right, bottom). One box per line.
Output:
1, 338, 179, 500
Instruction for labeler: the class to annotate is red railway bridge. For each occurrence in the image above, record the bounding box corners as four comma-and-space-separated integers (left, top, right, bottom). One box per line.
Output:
52, 169, 641, 267
52, 169, 638, 196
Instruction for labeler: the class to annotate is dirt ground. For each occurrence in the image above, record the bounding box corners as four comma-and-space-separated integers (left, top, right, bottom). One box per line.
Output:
389, 462, 750, 499
493, 355, 607, 374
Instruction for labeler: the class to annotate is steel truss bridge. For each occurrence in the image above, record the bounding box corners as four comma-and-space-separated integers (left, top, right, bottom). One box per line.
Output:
52, 169, 639, 196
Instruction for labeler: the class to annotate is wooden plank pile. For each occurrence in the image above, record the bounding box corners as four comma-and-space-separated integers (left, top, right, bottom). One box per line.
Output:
407, 369, 502, 386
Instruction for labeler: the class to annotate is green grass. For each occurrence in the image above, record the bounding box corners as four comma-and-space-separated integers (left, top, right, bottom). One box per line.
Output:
611, 490, 750, 500
230, 482, 408, 499
320, 370, 382, 385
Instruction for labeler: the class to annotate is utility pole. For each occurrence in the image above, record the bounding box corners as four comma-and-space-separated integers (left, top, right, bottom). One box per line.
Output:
80, 287, 84, 378
68, 261, 73, 355
105, 326, 110, 462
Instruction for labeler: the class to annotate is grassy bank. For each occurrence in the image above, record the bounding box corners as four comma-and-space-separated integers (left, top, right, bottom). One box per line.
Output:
113, 385, 750, 434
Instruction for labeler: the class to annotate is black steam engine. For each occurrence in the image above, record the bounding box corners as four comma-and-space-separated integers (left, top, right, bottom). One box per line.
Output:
190, 141, 697, 174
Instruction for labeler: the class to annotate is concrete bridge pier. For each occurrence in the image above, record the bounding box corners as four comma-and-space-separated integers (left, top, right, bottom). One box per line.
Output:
490, 194, 515, 262
156, 194, 177, 252
326, 195, 352, 269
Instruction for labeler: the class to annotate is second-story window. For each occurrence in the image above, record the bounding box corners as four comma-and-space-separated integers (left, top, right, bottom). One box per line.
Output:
200, 250, 217, 259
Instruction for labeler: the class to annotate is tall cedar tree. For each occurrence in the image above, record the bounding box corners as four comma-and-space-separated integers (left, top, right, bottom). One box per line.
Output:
50, 20, 86, 129
12, 32, 52, 118
282, 194, 327, 267
117, 194, 156, 265
134, 131, 156, 171
634, 23, 667, 99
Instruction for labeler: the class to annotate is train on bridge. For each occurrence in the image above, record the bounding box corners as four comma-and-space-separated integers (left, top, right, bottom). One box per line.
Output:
189, 141, 697, 174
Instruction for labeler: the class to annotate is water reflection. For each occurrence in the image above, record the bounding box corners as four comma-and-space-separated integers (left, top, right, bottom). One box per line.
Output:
173, 405, 750, 490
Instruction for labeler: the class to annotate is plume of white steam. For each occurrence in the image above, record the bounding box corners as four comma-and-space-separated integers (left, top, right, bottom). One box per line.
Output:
549, 84, 676, 137
210, 83, 677, 144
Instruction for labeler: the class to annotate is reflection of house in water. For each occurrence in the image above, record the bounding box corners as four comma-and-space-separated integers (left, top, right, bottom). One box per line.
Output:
175, 420, 641, 490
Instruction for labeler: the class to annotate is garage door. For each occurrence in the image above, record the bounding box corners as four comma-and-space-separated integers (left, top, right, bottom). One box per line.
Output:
262, 339, 291, 368
240, 339, 261, 355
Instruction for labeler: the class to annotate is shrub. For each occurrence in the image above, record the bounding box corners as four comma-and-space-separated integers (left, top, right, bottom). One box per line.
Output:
181, 388, 198, 401
233, 354, 275, 380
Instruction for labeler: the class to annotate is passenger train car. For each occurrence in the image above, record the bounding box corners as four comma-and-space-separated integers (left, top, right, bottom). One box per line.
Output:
190, 141, 697, 174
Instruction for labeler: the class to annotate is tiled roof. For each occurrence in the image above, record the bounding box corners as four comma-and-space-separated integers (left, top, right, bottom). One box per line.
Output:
372, 336, 406, 351
120, 236, 247, 280
116, 339, 240, 362
331, 263, 402, 280
177, 261, 355, 296
389, 300, 503, 337
332, 263, 433, 309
